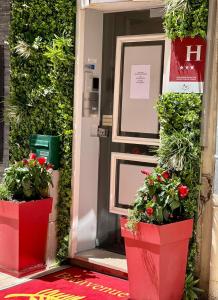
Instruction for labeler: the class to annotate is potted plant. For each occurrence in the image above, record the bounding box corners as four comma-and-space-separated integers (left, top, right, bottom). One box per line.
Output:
120, 166, 193, 300
0, 153, 53, 277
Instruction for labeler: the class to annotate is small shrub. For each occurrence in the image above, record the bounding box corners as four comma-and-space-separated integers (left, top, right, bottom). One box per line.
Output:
127, 166, 190, 230
1, 154, 52, 201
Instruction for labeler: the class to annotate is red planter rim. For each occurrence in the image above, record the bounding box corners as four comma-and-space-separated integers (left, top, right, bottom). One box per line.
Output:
120, 217, 193, 245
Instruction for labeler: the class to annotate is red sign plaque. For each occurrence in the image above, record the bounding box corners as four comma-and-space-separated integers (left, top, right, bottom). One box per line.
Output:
168, 37, 207, 93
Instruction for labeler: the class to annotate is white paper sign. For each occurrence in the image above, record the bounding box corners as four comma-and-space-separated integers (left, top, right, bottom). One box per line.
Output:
130, 65, 150, 100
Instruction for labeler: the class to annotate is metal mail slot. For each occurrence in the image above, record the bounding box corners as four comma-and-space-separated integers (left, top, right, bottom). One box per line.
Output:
102, 115, 113, 127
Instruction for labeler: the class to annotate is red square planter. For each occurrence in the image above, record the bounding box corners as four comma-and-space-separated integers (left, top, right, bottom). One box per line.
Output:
0, 198, 52, 277
120, 217, 193, 300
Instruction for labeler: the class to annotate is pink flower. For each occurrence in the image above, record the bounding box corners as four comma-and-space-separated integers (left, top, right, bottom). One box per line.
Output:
152, 196, 157, 202
141, 169, 151, 176
178, 185, 189, 198
146, 207, 154, 216
37, 157, 47, 165
29, 153, 37, 160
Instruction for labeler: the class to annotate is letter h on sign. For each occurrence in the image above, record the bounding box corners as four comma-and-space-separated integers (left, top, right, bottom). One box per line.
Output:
186, 45, 202, 62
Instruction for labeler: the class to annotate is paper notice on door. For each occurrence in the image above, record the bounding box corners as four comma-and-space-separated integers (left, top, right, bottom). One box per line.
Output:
130, 65, 150, 100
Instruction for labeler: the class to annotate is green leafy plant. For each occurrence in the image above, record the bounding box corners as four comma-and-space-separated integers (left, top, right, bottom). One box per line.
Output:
127, 166, 190, 230
0, 153, 53, 201
183, 274, 204, 300
164, 0, 208, 39
0, 183, 12, 201
156, 93, 201, 136
157, 132, 200, 172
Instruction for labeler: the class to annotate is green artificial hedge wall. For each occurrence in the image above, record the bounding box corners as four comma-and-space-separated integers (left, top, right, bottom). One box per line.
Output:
156, 93, 202, 297
164, 0, 209, 39
163, 1, 209, 295
9, 0, 76, 261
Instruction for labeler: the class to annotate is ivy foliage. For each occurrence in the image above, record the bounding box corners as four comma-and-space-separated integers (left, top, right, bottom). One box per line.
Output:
9, 0, 76, 261
164, 0, 209, 39
156, 93, 202, 277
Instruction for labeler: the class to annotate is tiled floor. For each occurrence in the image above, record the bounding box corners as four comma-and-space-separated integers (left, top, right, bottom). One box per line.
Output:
0, 266, 69, 291
0, 272, 30, 290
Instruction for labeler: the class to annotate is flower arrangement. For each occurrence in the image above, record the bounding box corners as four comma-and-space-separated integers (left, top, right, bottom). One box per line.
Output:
127, 166, 190, 230
0, 153, 53, 201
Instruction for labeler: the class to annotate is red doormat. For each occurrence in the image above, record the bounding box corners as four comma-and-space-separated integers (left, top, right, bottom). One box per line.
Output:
0, 266, 129, 299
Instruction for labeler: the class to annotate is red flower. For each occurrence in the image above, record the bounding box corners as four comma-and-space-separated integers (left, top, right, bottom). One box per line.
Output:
22, 159, 28, 165
37, 157, 47, 165
148, 179, 154, 186
46, 163, 54, 170
29, 153, 37, 160
146, 207, 154, 216
178, 185, 189, 198
162, 171, 170, 180
157, 175, 163, 183
141, 169, 150, 176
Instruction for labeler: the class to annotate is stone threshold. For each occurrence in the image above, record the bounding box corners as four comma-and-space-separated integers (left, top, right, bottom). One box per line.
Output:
70, 249, 128, 280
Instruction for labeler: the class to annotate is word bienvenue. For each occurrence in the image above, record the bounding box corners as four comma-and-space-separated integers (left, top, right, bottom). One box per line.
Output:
54, 272, 129, 298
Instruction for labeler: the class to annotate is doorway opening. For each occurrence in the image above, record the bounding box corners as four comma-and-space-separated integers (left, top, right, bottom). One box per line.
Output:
96, 10, 164, 254
71, 5, 165, 273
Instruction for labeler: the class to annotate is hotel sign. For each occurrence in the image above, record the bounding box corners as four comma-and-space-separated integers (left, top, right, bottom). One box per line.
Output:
164, 37, 207, 93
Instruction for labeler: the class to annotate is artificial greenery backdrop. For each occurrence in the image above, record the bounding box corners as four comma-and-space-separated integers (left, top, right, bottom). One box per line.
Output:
9, 0, 75, 261
156, 93, 202, 298
164, 0, 208, 39
163, 0, 209, 296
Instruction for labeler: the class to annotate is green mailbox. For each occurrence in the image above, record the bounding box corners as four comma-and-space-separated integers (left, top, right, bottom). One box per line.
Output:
30, 134, 60, 170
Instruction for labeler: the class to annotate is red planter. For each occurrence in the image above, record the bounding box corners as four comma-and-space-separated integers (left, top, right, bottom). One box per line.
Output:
120, 217, 193, 300
0, 198, 52, 277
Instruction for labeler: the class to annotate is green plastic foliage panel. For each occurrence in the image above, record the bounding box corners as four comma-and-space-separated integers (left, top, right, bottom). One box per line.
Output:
9, 0, 75, 261
30, 134, 60, 170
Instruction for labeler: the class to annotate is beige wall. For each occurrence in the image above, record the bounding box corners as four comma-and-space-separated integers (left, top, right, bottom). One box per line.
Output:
199, 1, 218, 298
209, 3, 218, 298
46, 171, 59, 268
